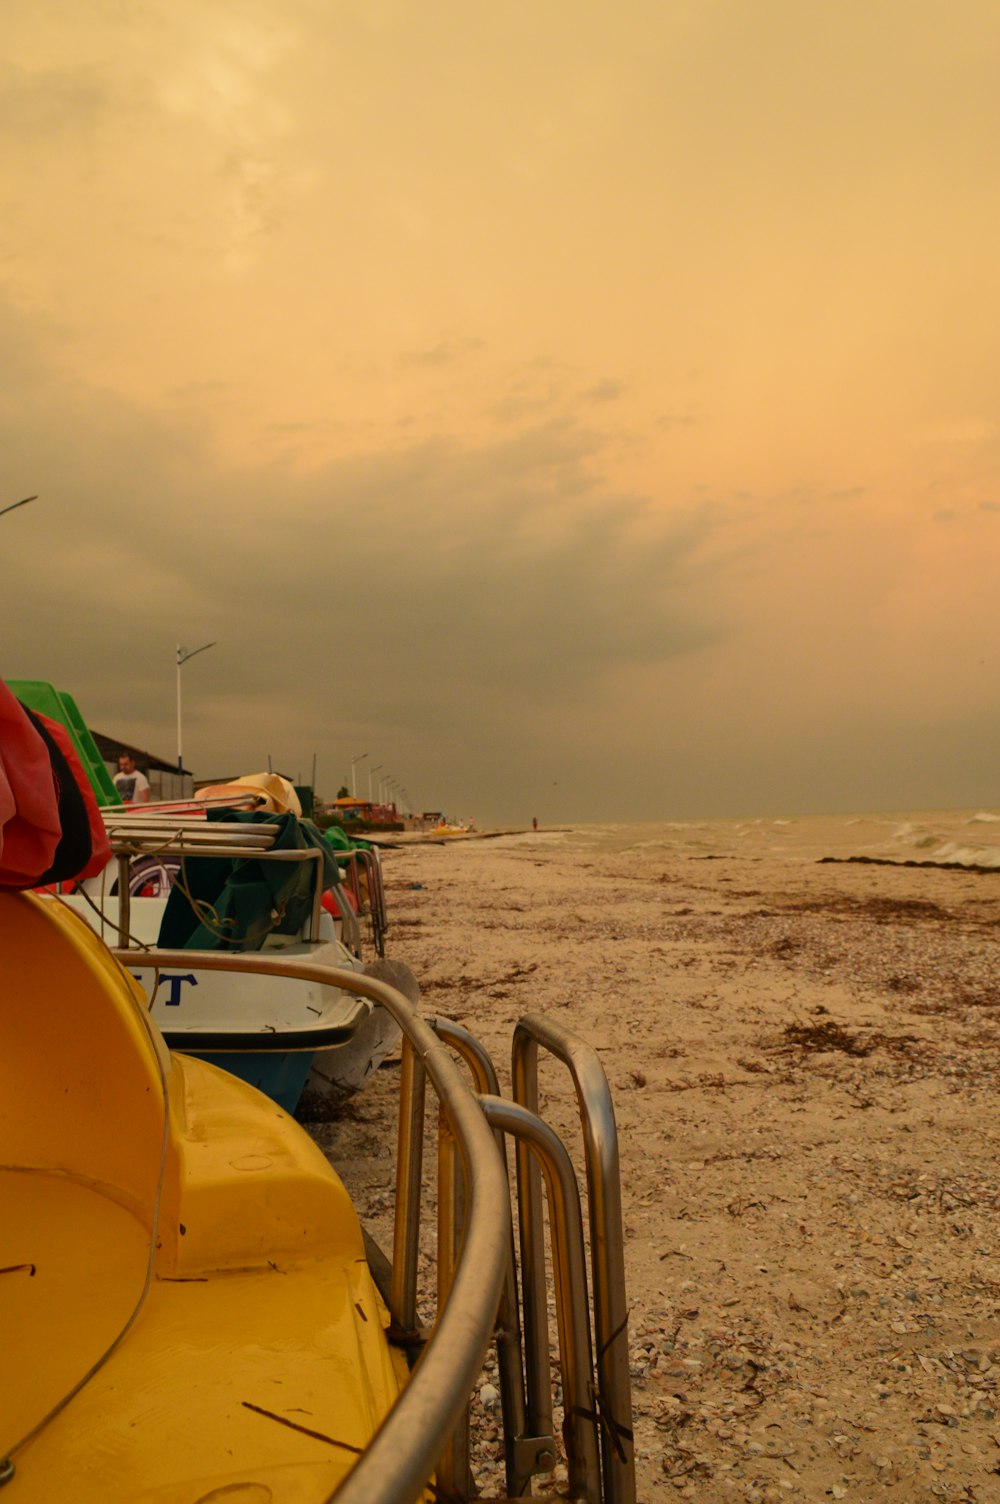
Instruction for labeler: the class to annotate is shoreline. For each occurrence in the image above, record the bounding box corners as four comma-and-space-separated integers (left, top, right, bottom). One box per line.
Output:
361, 825, 572, 848
317, 827, 1000, 1498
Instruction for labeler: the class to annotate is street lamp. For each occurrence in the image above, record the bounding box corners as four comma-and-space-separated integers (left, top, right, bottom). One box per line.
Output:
176, 641, 217, 775
350, 752, 368, 799
368, 763, 383, 802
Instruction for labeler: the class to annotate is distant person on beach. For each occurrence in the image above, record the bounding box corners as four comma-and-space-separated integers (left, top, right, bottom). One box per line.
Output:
114, 752, 151, 804
532, 816, 538, 830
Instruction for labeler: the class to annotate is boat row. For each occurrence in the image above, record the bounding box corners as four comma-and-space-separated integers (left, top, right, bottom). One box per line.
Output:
64, 794, 402, 1115
1, 677, 635, 1501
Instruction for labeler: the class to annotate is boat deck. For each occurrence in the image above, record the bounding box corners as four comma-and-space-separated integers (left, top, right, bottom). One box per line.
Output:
1, 1152, 405, 1502
1, 892, 412, 1502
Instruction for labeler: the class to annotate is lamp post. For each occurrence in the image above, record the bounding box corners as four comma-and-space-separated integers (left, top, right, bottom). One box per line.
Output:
368, 763, 383, 803
176, 641, 217, 775
0, 494, 38, 519
350, 752, 368, 799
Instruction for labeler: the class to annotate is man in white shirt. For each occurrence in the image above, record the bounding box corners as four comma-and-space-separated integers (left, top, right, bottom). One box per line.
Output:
114, 752, 151, 804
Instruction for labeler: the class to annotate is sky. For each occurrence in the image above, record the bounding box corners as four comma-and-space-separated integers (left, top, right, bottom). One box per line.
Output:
3, 0, 999, 824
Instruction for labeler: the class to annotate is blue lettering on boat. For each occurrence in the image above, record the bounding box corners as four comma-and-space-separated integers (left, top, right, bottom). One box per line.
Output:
132, 971, 198, 1006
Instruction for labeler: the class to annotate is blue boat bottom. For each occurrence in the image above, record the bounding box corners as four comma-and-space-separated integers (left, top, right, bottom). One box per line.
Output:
183, 1049, 314, 1115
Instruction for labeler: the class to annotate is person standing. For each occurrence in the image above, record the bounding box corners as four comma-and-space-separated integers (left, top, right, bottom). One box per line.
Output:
114, 752, 151, 803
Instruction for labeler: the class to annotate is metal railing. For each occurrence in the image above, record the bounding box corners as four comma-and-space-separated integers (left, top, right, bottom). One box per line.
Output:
111, 949, 509, 1504
512, 1017, 635, 1504
335, 846, 388, 957
109, 949, 634, 1503
417, 1017, 636, 1503
92, 813, 363, 955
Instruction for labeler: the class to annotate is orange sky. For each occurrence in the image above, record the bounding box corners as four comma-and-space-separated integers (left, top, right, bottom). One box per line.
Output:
3, 2, 999, 820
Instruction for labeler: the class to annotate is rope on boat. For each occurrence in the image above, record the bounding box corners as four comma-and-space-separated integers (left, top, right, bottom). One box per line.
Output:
169, 853, 291, 948
0, 953, 172, 1486
72, 881, 151, 953
170, 856, 240, 943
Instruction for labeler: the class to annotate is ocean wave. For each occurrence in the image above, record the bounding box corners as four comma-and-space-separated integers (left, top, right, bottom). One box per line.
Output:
930, 841, 1000, 870
890, 822, 941, 851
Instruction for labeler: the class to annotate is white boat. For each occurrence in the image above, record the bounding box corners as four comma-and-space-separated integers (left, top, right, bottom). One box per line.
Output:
59, 804, 404, 1113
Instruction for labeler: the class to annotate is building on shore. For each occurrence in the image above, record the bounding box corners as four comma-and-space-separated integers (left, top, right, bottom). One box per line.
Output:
91, 732, 192, 802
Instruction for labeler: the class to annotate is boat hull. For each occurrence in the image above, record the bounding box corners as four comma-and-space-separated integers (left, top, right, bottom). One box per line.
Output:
52, 892, 383, 1112
298, 957, 414, 1117
1, 893, 412, 1501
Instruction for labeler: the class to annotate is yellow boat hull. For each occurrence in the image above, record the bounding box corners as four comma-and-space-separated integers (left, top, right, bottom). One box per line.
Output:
0, 892, 411, 1501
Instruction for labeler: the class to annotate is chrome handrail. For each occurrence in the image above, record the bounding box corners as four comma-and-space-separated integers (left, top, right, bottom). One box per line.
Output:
110, 949, 510, 1504
110, 845, 327, 949
513, 1017, 635, 1504
335, 847, 388, 957
94, 818, 329, 950
480, 1096, 602, 1501
98, 815, 371, 957
430, 1016, 632, 1503
425, 1018, 540, 1499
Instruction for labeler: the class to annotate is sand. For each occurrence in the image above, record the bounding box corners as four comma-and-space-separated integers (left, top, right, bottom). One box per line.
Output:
315, 826, 1000, 1501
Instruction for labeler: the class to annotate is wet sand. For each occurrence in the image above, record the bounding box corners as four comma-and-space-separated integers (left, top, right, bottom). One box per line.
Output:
317, 826, 1000, 1500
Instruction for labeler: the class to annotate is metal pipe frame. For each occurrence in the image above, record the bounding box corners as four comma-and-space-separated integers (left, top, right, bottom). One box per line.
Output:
435, 1118, 469, 1498
336, 848, 388, 958
512, 1043, 552, 1456
365, 848, 388, 956
512, 1017, 635, 1504
102, 823, 280, 845
108, 949, 511, 1504
107, 837, 326, 949
97, 794, 261, 818
328, 875, 362, 956
480, 1097, 602, 1503
365, 847, 388, 955
390, 1037, 426, 1334
427, 1019, 538, 1498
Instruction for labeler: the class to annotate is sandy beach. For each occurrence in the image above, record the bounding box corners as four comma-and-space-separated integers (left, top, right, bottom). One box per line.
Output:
316, 814, 1000, 1501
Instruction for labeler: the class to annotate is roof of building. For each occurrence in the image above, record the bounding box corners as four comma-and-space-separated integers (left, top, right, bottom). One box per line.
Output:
91, 731, 188, 777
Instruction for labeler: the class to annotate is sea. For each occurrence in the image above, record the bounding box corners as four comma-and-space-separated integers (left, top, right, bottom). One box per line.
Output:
503, 808, 1000, 869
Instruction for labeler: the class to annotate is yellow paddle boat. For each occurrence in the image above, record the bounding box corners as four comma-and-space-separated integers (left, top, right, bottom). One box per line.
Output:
0, 891, 634, 1502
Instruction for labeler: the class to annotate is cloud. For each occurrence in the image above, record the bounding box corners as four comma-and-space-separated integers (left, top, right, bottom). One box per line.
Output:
0, 303, 729, 811
0, 62, 108, 138
656, 411, 698, 431
400, 337, 486, 368
581, 378, 625, 403
920, 417, 998, 446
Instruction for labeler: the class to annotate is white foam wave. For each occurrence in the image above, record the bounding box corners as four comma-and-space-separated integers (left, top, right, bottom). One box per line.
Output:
930, 841, 1000, 869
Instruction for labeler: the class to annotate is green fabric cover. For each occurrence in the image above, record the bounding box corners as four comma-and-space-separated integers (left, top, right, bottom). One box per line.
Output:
322, 824, 372, 853
157, 809, 340, 951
